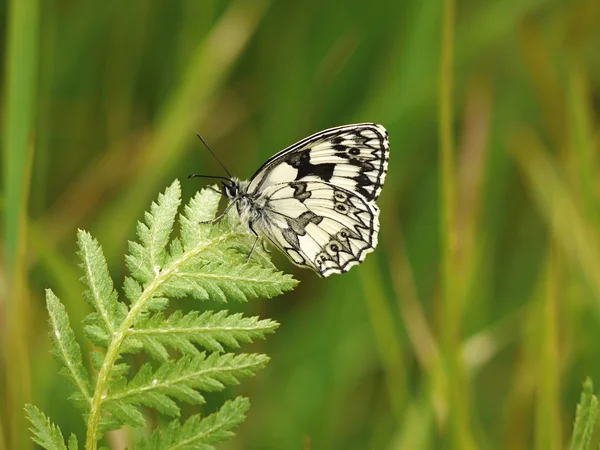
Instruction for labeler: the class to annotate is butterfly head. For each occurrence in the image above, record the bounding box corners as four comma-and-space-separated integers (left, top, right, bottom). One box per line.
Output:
188, 173, 243, 199
222, 178, 240, 200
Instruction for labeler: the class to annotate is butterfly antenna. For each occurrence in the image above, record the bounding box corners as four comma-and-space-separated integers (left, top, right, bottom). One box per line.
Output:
196, 133, 233, 178
187, 174, 231, 182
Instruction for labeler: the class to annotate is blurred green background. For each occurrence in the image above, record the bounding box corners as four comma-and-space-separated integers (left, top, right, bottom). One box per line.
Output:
2, 0, 600, 448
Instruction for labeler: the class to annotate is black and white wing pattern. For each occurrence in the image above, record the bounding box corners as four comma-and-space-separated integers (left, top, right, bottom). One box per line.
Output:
255, 181, 380, 276
247, 123, 388, 202
239, 123, 389, 277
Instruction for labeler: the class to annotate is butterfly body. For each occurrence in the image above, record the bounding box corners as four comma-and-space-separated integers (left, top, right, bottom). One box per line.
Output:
217, 123, 389, 277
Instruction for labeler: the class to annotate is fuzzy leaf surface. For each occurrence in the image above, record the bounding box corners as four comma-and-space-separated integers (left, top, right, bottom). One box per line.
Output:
104, 353, 268, 418
158, 261, 296, 303
77, 230, 124, 335
137, 397, 250, 450
67, 434, 79, 450
46, 289, 91, 410
123, 310, 279, 360
25, 405, 68, 450
126, 181, 181, 284
180, 185, 222, 251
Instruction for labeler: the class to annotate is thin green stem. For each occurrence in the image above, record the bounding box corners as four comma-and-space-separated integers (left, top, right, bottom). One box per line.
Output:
534, 248, 561, 450
439, 0, 457, 345
439, 0, 475, 447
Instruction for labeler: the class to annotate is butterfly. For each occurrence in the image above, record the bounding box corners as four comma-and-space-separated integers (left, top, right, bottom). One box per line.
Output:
191, 123, 389, 277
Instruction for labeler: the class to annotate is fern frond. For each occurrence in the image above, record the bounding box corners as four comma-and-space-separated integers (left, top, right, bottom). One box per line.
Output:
105, 353, 268, 418
180, 185, 223, 251
123, 310, 279, 360
33, 181, 296, 449
46, 289, 91, 409
124, 182, 296, 315
126, 181, 181, 284
25, 405, 68, 450
137, 397, 250, 450
158, 261, 297, 303
77, 230, 125, 335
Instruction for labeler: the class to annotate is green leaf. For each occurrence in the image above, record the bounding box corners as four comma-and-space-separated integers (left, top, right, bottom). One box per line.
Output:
158, 261, 297, 303
77, 230, 124, 334
124, 310, 279, 361
102, 401, 146, 429
105, 353, 269, 418
126, 180, 182, 284
123, 276, 142, 302
46, 289, 91, 409
25, 405, 67, 450
97, 414, 128, 435
180, 187, 222, 251
67, 434, 79, 450
570, 378, 599, 450
137, 397, 250, 450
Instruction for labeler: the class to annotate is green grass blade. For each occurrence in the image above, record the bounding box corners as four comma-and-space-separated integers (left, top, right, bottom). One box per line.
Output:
2, 1, 38, 266
567, 67, 598, 228
534, 252, 562, 450
2, 0, 40, 448
570, 378, 598, 450
438, 0, 476, 447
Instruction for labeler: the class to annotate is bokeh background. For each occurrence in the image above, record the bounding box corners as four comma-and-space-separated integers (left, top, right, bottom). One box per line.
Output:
2, 0, 600, 448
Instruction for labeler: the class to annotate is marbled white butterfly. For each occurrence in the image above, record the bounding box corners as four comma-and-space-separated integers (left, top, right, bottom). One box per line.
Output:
191, 123, 389, 277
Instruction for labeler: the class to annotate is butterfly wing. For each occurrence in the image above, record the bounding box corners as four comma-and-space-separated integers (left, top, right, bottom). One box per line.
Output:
252, 181, 380, 277
240, 123, 389, 276
247, 123, 389, 202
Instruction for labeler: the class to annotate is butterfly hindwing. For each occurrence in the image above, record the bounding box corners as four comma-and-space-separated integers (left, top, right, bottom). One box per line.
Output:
247, 123, 389, 202
252, 181, 380, 277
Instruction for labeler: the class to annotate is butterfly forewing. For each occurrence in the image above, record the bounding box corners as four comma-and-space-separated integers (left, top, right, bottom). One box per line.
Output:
231, 123, 388, 277
247, 123, 389, 201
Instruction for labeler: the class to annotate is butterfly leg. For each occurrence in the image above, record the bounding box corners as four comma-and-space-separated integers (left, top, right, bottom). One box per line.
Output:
246, 222, 260, 263
199, 199, 237, 225
206, 186, 222, 195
